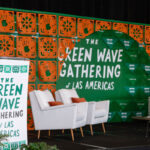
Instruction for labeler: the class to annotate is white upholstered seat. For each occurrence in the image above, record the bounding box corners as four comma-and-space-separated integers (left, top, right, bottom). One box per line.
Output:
29, 89, 86, 141
55, 89, 110, 136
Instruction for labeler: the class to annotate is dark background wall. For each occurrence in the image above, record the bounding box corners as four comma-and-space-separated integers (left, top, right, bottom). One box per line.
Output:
0, 0, 149, 24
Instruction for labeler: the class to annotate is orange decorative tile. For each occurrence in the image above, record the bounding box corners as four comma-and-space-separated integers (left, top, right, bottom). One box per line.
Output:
129, 24, 144, 43
58, 38, 76, 61
146, 45, 150, 55
17, 12, 36, 34
113, 23, 128, 34
28, 84, 36, 93
38, 61, 57, 82
95, 20, 111, 31
29, 61, 36, 82
38, 84, 56, 97
16, 36, 36, 58
77, 18, 94, 38
59, 16, 76, 37
0, 10, 15, 33
145, 26, 150, 44
38, 14, 57, 36
0, 35, 14, 56
38, 37, 57, 58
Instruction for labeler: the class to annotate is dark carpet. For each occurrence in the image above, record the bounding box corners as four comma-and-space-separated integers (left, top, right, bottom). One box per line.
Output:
28, 121, 150, 150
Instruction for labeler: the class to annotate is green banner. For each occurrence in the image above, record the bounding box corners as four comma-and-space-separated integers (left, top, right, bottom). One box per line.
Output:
57, 30, 149, 122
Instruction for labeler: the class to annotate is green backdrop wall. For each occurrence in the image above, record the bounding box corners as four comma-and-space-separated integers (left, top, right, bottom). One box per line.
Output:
57, 30, 150, 122
0, 7, 149, 130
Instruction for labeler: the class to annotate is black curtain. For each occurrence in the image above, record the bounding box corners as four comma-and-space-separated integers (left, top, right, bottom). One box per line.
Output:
0, 0, 149, 24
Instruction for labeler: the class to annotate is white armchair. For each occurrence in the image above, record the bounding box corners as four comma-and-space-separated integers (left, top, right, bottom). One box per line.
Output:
55, 89, 110, 136
29, 89, 85, 141
86, 100, 110, 135
55, 89, 88, 137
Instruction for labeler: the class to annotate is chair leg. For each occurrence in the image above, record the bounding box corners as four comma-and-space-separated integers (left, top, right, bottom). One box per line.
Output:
38, 130, 40, 139
70, 129, 74, 142
48, 130, 50, 136
62, 129, 64, 134
80, 127, 84, 137
90, 125, 93, 136
102, 123, 106, 133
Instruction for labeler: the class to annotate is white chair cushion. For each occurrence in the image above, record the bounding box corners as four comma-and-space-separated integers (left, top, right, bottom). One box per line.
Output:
58, 89, 79, 104
35, 90, 52, 110
70, 89, 79, 97
43, 89, 55, 102
94, 109, 107, 118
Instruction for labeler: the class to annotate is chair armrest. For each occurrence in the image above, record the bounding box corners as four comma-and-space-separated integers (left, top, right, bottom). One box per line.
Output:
42, 103, 77, 111
32, 103, 78, 130
88, 101, 95, 105
76, 102, 88, 113
86, 102, 96, 124
76, 102, 88, 121
88, 102, 96, 113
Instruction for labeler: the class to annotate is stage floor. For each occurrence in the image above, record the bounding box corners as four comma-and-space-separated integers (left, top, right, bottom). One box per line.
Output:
28, 121, 150, 150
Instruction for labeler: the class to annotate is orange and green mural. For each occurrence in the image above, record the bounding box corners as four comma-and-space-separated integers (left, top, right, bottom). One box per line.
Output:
0, 7, 149, 130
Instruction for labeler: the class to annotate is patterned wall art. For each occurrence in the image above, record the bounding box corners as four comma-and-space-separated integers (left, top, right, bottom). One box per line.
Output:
0, 7, 149, 129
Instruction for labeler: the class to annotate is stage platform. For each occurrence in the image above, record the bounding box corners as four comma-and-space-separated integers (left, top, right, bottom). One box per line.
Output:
28, 121, 150, 150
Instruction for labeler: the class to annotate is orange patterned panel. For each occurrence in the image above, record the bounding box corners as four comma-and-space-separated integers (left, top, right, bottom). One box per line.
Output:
29, 60, 36, 82
0, 35, 14, 56
113, 23, 128, 34
38, 61, 57, 82
58, 38, 76, 61
95, 20, 111, 31
27, 84, 36, 130
16, 36, 36, 58
28, 84, 36, 92
38, 14, 57, 36
0, 10, 15, 33
38, 37, 57, 58
129, 24, 144, 43
59, 16, 76, 37
17, 12, 36, 34
77, 18, 94, 38
146, 45, 150, 55
145, 26, 150, 44
38, 84, 56, 97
